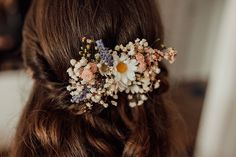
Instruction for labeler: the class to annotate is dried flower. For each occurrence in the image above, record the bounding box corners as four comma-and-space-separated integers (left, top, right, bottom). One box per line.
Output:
66, 37, 177, 113
80, 68, 95, 82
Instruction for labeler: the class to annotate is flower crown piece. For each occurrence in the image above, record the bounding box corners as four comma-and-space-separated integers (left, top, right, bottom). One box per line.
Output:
66, 37, 177, 113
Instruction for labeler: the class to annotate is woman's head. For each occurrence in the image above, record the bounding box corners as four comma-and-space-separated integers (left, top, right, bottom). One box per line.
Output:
11, 0, 187, 157
23, 0, 163, 86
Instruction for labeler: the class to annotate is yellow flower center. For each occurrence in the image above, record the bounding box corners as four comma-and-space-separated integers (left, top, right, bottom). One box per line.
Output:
117, 62, 128, 73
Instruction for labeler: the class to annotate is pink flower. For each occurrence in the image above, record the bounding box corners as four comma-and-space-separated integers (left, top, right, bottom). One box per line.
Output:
144, 48, 153, 54
145, 56, 151, 66
152, 54, 160, 61
164, 48, 177, 64
152, 50, 162, 61
135, 53, 145, 63
80, 69, 95, 82
135, 53, 147, 72
89, 63, 97, 73
138, 61, 147, 73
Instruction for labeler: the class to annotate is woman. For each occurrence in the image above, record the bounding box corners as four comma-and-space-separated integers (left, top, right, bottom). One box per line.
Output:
11, 0, 187, 156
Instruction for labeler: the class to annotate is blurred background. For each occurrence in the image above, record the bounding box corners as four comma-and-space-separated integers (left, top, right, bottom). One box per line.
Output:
0, 0, 236, 157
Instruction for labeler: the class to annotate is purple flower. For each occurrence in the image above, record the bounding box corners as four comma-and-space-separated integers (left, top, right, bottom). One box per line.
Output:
100, 49, 113, 66
96, 39, 114, 66
71, 89, 89, 103
96, 39, 105, 50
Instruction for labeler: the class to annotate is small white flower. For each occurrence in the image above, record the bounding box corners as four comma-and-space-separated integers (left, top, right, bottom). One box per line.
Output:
140, 94, 148, 101
110, 84, 118, 92
103, 103, 109, 108
111, 101, 118, 106
90, 88, 96, 93
86, 103, 93, 108
138, 100, 144, 106
73, 91, 79, 96
154, 80, 161, 89
91, 95, 101, 103
84, 64, 91, 69
144, 71, 150, 78
138, 45, 143, 50
104, 80, 112, 88
119, 45, 124, 50
128, 95, 133, 100
75, 57, 88, 69
129, 102, 137, 108
143, 42, 148, 47
106, 90, 113, 96
74, 63, 80, 69
139, 88, 144, 93
130, 85, 140, 94
125, 88, 130, 93
126, 42, 135, 52
154, 67, 161, 74
135, 38, 140, 43
113, 95, 118, 99
99, 100, 108, 108
122, 47, 128, 52
143, 86, 150, 92
74, 67, 81, 77
117, 82, 128, 92
128, 49, 136, 56
115, 45, 120, 51
71, 76, 79, 81
67, 67, 74, 77
140, 39, 147, 44
66, 85, 72, 91
141, 78, 151, 88
69, 79, 76, 84
76, 85, 84, 93
81, 80, 87, 85
86, 93, 92, 99
95, 53, 100, 60
81, 57, 88, 64
70, 59, 77, 66
127, 42, 133, 46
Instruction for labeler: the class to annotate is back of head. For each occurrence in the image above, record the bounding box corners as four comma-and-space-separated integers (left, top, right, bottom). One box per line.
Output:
11, 0, 187, 157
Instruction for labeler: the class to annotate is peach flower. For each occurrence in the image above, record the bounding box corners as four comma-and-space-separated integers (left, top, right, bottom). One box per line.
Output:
89, 63, 98, 73
80, 69, 95, 82
138, 62, 147, 73
152, 50, 162, 61
145, 56, 151, 66
135, 53, 145, 63
135, 53, 147, 72
152, 54, 160, 61
164, 48, 177, 64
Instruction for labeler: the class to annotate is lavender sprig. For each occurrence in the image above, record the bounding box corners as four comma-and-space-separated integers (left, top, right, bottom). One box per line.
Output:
96, 40, 114, 66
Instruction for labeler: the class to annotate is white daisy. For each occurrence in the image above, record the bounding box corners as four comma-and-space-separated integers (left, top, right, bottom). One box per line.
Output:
112, 52, 138, 89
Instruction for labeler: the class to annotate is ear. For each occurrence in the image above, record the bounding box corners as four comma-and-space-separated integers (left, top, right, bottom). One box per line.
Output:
25, 67, 34, 79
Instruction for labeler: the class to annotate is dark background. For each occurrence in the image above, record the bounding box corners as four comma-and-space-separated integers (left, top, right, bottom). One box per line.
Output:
0, 0, 31, 70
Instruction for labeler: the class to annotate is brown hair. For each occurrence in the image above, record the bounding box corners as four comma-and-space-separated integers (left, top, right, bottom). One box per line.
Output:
11, 0, 187, 156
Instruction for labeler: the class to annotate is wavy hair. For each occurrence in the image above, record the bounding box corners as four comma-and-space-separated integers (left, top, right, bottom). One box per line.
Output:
11, 0, 187, 156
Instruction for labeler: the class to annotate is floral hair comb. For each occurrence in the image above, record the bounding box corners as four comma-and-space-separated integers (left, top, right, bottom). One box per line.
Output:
66, 37, 176, 114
